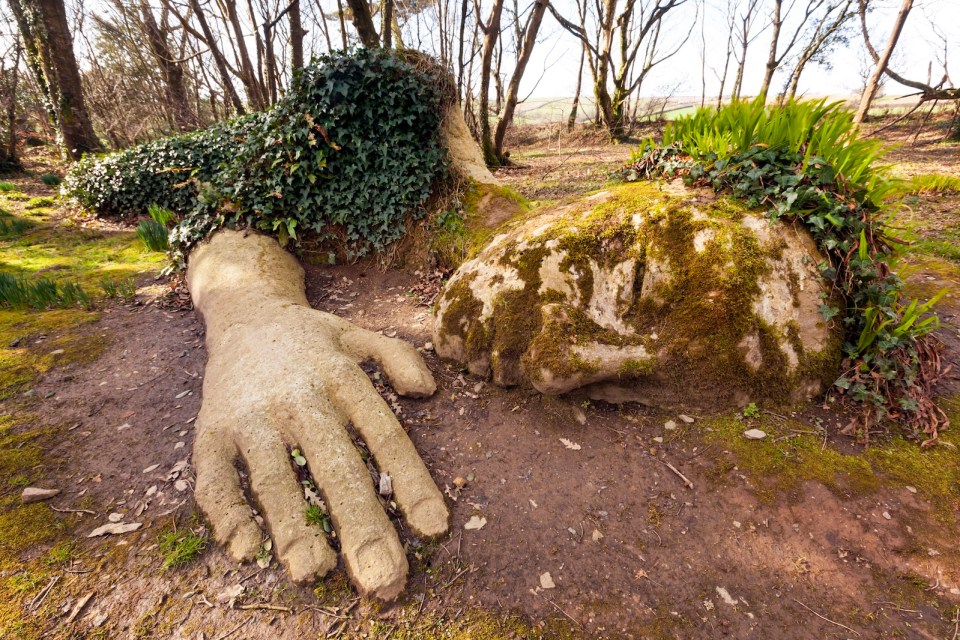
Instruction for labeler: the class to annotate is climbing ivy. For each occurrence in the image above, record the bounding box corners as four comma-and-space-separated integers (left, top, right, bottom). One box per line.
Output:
63, 49, 449, 262
623, 98, 946, 444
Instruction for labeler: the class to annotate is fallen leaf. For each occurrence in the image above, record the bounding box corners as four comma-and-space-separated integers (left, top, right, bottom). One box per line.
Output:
464, 515, 487, 531
142, 464, 159, 474
88, 522, 142, 537
559, 438, 582, 451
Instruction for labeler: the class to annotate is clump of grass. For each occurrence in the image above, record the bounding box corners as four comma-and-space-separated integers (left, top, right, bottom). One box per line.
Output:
901, 173, 960, 195
38, 174, 61, 188
24, 197, 54, 210
0, 216, 31, 238
100, 276, 137, 302
305, 504, 333, 532
136, 204, 175, 252
0, 274, 90, 310
158, 526, 207, 569
44, 541, 76, 567
0, 182, 14, 193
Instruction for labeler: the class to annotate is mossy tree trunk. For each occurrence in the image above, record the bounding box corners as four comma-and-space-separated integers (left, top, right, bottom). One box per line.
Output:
7, 0, 102, 159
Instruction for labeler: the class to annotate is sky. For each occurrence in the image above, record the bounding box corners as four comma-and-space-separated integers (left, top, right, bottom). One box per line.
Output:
516, 0, 960, 100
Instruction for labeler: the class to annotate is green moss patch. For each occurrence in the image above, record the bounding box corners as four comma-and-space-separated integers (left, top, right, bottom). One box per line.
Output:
700, 406, 960, 522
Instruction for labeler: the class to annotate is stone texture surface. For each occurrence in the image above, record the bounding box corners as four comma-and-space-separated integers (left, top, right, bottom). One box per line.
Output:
433, 181, 842, 411
20, 487, 60, 503
188, 229, 448, 600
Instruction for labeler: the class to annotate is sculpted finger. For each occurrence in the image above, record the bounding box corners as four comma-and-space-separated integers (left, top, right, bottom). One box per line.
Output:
193, 417, 261, 561
338, 327, 437, 398
236, 422, 337, 584
292, 401, 409, 601
328, 365, 449, 539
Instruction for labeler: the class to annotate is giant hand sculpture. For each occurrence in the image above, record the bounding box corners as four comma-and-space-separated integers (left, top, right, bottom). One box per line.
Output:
187, 229, 449, 600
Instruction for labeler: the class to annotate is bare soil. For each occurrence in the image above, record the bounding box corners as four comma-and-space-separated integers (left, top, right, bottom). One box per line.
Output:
4, 115, 960, 639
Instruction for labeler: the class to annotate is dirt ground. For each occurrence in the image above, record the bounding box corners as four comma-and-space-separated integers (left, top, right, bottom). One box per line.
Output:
2, 113, 960, 639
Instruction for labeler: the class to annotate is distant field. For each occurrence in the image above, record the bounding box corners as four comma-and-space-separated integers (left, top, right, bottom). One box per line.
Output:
510, 93, 928, 125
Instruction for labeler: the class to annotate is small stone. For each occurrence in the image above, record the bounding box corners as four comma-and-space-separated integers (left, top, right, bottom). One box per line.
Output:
88, 522, 142, 537
142, 464, 159, 474
453, 476, 467, 489
592, 529, 604, 542
906, 486, 917, 494
49, 349, 65, 355
107, 512, 124, 523
424, 342, 434, 351
464, 515, 487, 530
117, 423, 131, 431
466, 472, 476, 482
174, 480, 188, 492
539, 572, 556, 589
174, 441, 185, 450
653, 437, 664, 443
664, 420, 677, 431
882, 511, 891, 520
24, 389, 36, 397
21, 487, 60, 503
743, 429, 767, 440
679, 414, 695, 424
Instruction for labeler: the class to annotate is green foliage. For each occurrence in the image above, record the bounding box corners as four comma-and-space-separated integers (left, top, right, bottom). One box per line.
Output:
64, 49, 448, 263
0, 215, 31, 238
24, 197, 54, 210
742, 402, 760, 418
38, 174, 61, 187
898, 173, 960, 195
0, 183, 14, 193
100, 276, 136, 301
305, 504, 333, 532
626, 98, 944, 442
136, 220, 169, 251
158, 527, 207, 569
0, 273, 90, 310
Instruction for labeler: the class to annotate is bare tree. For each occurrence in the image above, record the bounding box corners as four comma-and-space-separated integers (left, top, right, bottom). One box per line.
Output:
344, 0, 380, 47
0, 30, 22, 171
492, 0, 547, 162
137, 0, 198, 131
7, 0, 101, 158
782, 0, 856, 99
477, 0, 505, 164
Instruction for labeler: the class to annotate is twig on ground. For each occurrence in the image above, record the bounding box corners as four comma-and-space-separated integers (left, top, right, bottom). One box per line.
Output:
237, 603, 292, 612
791, 598, 860, 636
29, 575, 59, 611
440, 566, 474, 591
213, 621, 246, 640
51, 506, 96, 516
238, 567, 265, 584
535, 592, 581, 628
648, 455, 694, 490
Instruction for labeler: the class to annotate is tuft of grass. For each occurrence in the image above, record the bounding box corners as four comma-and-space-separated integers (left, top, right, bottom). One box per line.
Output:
44, 541, 77, 566
0, 273, 90, 310
100, 276, 137, 302
24, 197, 54, 210
900, 173, 960, 195
0, 182, 14, 193
0, 216, 31, 238
38, 174, 61, 188
158, 526, 207, 569
136, 220, 169, 252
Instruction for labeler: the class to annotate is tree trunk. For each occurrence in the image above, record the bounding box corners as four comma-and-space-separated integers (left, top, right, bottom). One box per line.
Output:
220, 0, 267, 109
139, 0, 197, 131
183, 0, 246, 115
477, 0, 505, 166
8, 0, 101, 159
289, 0, 306, 68
854, 0, 913, 124
493, 0, 547, 162
0, 42, 22, 172
382, 0, 393, 48
759, 0, 783, 101
567, 45, 585, 131
344, 0, 380, 48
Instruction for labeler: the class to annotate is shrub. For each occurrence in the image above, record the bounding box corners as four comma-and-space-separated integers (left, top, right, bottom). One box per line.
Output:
625, 98, 945, 444
137, 204, 176, 251
39, 174, 61, 187
64, 49, 449, 262
0, 182, 15, 193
